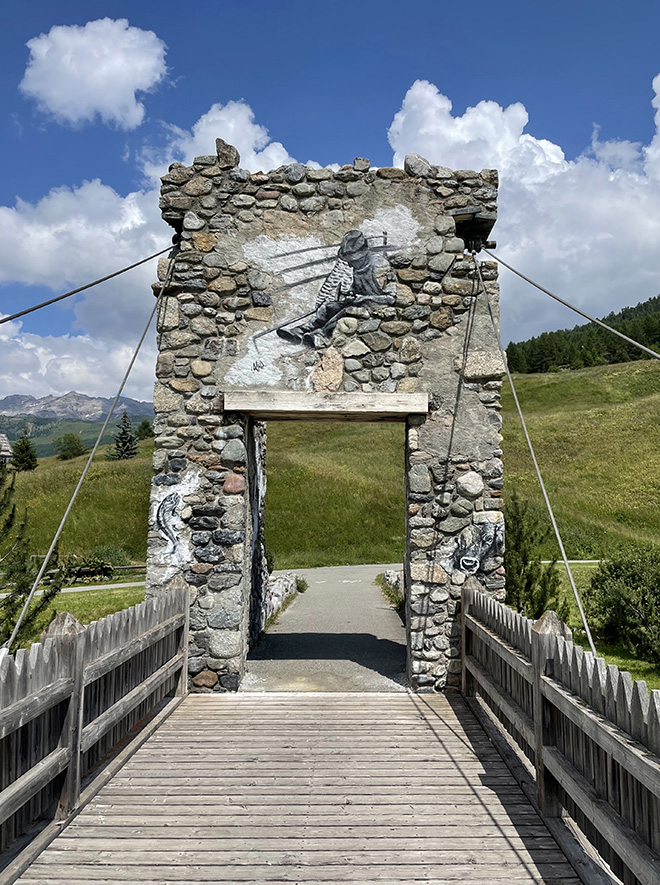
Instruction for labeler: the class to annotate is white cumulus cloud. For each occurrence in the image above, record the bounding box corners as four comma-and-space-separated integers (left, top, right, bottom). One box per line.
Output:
20, 18, 167, 130
0, 321, 158, 401
388, 79, 660, 345
0, 178, 169, 349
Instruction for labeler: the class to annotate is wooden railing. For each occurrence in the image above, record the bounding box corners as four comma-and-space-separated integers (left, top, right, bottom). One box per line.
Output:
0, 586, 188, 862
461, 585, 660, 885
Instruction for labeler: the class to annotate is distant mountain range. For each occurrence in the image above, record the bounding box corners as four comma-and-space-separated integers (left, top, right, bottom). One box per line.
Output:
0, 391, 154, 421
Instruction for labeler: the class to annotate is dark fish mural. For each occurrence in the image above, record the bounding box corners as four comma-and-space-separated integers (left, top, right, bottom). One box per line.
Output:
156, 492, 180, 553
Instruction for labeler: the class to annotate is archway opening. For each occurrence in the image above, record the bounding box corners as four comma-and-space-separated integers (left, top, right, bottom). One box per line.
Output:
244, 419, 408, 691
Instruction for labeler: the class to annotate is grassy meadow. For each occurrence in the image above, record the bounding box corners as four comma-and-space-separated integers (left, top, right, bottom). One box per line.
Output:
263, 421, 406, 569
11, 359, 660, 569
10, 359, 660, 568
502, 360, 660, 558
13, 439, 153, 561
15, 585, 147, 649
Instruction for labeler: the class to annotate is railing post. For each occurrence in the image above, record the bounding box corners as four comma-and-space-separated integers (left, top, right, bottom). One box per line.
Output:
54, 617, 86, 818
175, 587, 189, 697
531, 610, 563, 817
461, 586, 475, 697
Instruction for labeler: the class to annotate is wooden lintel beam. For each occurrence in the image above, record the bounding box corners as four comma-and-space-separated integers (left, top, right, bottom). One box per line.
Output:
223, 391, 428, 421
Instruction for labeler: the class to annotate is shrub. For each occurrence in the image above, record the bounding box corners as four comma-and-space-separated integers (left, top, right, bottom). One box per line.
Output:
61, 554, 114, 584
0, 463, 62, 649
54, 433, 85, 460
136, 419, 154, 440
586, 544, 660, 663
91, 544, 130, 566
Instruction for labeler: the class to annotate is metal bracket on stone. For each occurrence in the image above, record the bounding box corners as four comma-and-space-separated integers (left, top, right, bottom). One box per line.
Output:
446, 207, 497, 253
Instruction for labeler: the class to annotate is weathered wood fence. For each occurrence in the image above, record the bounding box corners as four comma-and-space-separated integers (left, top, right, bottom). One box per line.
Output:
0, 586, 188, 861
462, 584, 660, 885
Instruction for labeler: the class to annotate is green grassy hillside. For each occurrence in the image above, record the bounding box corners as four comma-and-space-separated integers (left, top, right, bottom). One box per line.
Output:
10, 359, 660, 568
14, 441, 153, 560
264, 422, 405, 569
503, 360, 660, 557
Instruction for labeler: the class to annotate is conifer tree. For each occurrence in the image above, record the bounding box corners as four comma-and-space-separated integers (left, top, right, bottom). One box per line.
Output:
107, 411, 138, 461
11, 428, 38, 471
503, 490, 567, 621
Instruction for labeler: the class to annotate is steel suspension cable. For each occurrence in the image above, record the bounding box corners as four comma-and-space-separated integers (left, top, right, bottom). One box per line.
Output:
0, 250, 178, 657
482, 248, 660, 363
0, 245, 173, 328
472, 255, 598, 655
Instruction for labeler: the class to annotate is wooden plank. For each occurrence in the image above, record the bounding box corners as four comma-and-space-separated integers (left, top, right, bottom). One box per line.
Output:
465, 655, 535, 746
80, 654, 182, 753
542, 673, 660, 801
68, 812, 545, 828
60, 825, 554, 839
101, 780, 520, 793
50, 835, 562, 851
83, 615, 185, 685
104, 761, 499, 773
33, 847, 570, 866
544, 745, 660, 885
101, 775, 518, 789
118, 755, 501, 765
223, 390, 428, 420
465, 614, 534, 682
0, 748, 70, 826
18, 879, 583, 885
175, 602, 188, 698
57, 633, 84, 818
83, 794, 533, 811
6, 691, 584, 885
0, 678, 73, 741
17, 863, 582, 880
532, 615, 562, 819
14, 871, 580, 885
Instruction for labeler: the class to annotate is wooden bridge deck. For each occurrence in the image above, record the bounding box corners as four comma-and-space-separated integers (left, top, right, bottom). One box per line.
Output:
19, 692, 581, 884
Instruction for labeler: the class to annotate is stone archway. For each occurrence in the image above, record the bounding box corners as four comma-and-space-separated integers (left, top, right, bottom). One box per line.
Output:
146, 142, 504, 692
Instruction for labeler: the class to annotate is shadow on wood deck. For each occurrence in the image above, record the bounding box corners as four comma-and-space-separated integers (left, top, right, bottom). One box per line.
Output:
16, 692, 581, 884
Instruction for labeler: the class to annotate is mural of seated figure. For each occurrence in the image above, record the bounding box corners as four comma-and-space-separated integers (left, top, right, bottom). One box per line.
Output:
276, 229, 396, 346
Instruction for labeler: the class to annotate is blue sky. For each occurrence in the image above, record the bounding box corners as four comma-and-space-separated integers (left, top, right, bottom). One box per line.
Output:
2, 0, 660, 398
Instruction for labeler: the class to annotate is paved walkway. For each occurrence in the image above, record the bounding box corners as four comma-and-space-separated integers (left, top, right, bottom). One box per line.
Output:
243, 564, 407, 693
19, 693, 580, 884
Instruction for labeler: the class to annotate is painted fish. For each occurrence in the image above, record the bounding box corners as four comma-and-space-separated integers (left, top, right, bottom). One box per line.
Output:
156, 492, 180, 552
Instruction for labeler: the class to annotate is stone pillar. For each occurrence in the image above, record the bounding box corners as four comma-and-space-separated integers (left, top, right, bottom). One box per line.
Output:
404, 272, 505, 692
146, 394, 254, 691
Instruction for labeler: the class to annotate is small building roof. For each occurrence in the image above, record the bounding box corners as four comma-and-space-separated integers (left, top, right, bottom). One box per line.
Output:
0, 434, 13, 461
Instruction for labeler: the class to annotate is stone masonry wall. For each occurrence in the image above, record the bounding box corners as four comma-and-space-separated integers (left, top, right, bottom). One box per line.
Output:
146, 138, 504, 692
